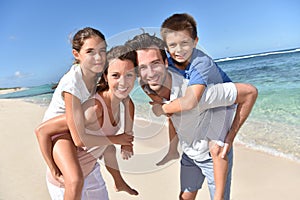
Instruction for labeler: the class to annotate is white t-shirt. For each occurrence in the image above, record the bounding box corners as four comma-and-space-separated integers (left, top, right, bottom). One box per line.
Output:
43, 64, 92, 121
43, 64, 99, 186
167, 68, 237, 161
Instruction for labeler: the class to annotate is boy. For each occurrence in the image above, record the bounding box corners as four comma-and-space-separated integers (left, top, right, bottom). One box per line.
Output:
158, 13, 250, 200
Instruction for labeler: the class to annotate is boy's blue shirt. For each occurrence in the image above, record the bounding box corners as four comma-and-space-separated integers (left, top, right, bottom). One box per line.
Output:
167, 48, 232, 86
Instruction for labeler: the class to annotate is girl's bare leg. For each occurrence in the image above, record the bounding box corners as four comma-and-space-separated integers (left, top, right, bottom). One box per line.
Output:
103, 145, 138, 195
53, 134, 84, 200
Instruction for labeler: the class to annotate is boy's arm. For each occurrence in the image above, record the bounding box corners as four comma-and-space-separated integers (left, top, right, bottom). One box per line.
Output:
64, 93, 133, 148
35, 114, 69, 180
162, 84, 206, 114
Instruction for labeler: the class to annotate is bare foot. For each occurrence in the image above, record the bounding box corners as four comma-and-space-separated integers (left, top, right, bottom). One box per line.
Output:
156, 151, 180, 166
115, 182, 138, 196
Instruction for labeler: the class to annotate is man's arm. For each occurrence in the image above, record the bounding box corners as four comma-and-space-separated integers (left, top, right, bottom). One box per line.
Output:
221, 83, 258, 157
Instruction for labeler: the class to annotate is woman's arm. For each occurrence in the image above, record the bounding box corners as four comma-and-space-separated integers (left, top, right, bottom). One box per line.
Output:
121, 97, 135, 159
123, 97, 135, 135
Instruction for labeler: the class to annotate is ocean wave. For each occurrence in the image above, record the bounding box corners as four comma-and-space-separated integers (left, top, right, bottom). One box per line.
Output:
235, 136, 300, 164
215, 48, 300, 62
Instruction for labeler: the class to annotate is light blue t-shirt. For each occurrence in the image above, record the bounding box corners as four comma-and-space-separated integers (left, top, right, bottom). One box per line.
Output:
167, 48, 232, 86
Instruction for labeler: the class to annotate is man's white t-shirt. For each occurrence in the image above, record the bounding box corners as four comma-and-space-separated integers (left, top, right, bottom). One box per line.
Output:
166, 68, 237, 161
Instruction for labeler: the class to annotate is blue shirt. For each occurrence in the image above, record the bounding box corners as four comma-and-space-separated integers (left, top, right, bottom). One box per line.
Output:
168, 48, 232, 86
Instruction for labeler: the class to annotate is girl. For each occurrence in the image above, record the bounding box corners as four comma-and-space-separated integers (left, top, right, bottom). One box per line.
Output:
35, 27, 137, 200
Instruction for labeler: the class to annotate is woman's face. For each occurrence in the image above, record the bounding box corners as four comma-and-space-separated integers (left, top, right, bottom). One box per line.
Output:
106, 58, 136, 100
73, 36, 107, 75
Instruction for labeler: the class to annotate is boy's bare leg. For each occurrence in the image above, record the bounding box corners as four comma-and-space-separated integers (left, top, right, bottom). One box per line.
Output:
156, 118, 180, 166
180, 190, 198, 200
53, 134, 83, 200
210, 142, 227, 200
103, 145, 138, 195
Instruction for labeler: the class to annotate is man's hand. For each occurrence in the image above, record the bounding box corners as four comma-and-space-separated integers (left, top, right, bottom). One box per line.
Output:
221, 133, 234, 158
149, 102, 165, 116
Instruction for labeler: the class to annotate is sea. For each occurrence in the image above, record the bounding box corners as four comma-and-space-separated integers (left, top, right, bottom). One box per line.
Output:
1, 48, 299, 163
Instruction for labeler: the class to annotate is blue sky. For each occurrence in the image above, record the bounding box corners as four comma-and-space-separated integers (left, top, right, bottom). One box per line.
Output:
1, 0, 299, 88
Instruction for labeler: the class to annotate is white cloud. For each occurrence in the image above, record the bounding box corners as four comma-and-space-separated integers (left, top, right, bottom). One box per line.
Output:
14, 71, 22, 78
13, 71, 33, 79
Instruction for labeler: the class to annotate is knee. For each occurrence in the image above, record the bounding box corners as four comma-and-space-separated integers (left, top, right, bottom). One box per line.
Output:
65, 172, 84, 192
209, 144, 225, 160
210, 142, 219, 156
247, 84, 258, 100
235, 83, 258, 104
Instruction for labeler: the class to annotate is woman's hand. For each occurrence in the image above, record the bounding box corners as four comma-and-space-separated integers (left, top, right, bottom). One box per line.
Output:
121, 144, 133, 160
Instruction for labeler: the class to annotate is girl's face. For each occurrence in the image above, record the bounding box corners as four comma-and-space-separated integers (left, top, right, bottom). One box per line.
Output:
105, 59, 136, 100
73, 36, 107, 76
165, 30, 198, 66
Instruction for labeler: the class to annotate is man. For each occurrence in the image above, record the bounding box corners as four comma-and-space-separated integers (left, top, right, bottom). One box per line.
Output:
126, 33, 257, 200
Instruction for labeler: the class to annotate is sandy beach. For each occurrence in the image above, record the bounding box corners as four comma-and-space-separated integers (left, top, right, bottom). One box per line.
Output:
1, 98, 300, 200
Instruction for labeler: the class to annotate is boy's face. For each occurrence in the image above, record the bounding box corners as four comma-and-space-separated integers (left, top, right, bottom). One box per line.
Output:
165, 30, 198, 65
136, 48, 168, 92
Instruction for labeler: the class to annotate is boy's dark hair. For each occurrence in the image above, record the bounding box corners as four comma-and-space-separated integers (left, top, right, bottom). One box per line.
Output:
97, 45, 137, 92
125, 32, 168, 62
160, 13, 197, 41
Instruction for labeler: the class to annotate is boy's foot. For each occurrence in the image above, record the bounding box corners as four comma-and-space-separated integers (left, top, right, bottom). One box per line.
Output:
115, 183, 138, 196
156, 151, 180, 166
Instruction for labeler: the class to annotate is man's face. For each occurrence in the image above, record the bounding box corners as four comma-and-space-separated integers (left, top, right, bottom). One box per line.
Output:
136, 48, 168, 92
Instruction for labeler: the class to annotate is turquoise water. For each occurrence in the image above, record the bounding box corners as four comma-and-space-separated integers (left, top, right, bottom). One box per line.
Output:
217, 49, 300, 161
1, 49, 299, 162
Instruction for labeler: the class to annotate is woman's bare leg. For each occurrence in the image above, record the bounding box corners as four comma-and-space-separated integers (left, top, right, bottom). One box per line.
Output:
103, 145, 138, 195
156, 118, 180, 166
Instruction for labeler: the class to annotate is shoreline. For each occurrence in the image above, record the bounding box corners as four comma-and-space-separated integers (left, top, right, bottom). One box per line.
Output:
0, 87, 24, 95
1, 98, 300, 199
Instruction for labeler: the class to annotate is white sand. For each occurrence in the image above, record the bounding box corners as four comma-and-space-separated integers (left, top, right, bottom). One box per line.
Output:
1, 99, 299, 200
